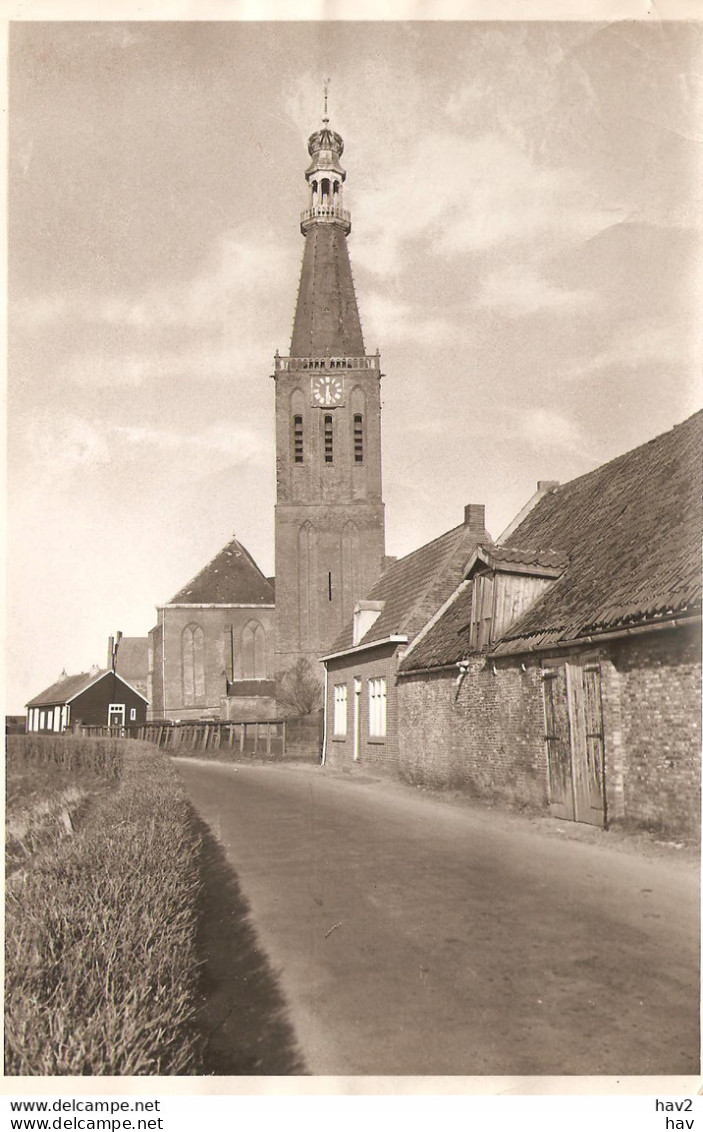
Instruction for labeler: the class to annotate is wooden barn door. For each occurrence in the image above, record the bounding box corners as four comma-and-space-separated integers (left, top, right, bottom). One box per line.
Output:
542, 658, 605, 826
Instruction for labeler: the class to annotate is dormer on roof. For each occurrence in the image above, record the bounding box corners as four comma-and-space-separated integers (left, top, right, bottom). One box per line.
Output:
353, 600, 385, 646
465, 543, 568, 653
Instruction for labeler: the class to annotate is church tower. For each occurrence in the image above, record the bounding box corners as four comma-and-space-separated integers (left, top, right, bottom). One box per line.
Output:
274, 110, 386, 672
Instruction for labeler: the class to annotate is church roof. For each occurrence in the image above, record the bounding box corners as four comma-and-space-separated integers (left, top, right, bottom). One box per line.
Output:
326, 516, 490, 656
167, 537, 275, 606
290, 223, 365, 357
400, 410, 703, 670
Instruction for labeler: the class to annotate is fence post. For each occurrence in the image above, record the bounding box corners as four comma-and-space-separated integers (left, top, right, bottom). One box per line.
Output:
282, 720, 286, 757
266, 722, 272, 756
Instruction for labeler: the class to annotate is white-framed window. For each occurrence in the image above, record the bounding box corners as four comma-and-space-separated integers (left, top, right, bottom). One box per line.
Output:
130, 707, 137, 721
53, 708, 61, 732
368, 677, 387, 738
333, 683, 348, 736
39, 710, 46, 730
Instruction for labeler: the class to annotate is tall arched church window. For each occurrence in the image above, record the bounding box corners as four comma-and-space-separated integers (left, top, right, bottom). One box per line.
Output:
298, 520, 317, 648
353, 414, 364, 463
182, 624, 205, 706
351, 385, 366, 468
324, 415, 334, 463
290, 388, 305, 465
242, 620, 266, 679
342, 520, 360, 618
293, 416, 304, 463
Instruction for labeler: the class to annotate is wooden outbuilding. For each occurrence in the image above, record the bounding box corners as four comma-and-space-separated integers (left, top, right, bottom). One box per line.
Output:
26, 669, 148, 732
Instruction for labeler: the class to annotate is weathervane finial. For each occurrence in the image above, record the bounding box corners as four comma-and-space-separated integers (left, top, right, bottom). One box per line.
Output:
323, 77, 330, 122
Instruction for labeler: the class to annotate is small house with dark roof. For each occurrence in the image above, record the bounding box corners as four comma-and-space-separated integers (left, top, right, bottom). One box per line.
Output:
320, 504, 490, 772
397, 411, 702, 840
26, 668, 148, 732
148, 536, 277, 721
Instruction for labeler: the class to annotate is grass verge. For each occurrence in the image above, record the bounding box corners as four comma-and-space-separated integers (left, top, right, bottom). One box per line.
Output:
5, 740, 203, 1075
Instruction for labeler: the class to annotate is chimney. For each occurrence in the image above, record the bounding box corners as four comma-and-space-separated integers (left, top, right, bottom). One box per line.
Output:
537, 480, 559, 492
107, 636, 114, 667
464, 503, 485, 532
89, 663, 101, 678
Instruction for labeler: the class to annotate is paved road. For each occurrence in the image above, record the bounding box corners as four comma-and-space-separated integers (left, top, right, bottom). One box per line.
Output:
177, 760, 699, 1076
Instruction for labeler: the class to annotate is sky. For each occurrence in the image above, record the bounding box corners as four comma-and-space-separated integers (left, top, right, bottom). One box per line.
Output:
7, 17, 703, 713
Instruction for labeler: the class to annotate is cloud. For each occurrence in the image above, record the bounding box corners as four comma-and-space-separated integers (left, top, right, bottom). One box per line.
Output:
114, 422, 269, 467
19, 413, 270, 480
15, 229, 292, 333
352, 130, 621, 278
14, 227, 296, 390
563, 315, 703, 384
477, 263, 597, 317
512, 408, 598, 463
362, 291, 453, 347
54, 344, 265, 389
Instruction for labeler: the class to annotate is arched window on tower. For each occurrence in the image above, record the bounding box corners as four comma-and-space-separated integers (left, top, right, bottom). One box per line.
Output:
353, 414, 364, 463
242, 620, 266, 679
324, 415, 334, 463
321, 178, 330, 207
293, 415, 304, 463
182, 624, 205, 706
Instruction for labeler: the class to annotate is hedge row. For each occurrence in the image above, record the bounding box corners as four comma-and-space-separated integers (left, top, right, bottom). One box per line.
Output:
5, 741, 203, 1075
6, 734, 125, 781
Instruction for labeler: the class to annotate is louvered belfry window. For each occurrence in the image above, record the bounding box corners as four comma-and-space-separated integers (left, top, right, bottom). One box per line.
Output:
324, 415, 334, 463
293, 415, 304, 463
353, 414, 364, 462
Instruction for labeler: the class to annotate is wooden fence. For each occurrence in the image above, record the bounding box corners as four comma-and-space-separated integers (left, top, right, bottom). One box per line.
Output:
74, 719, 287, 756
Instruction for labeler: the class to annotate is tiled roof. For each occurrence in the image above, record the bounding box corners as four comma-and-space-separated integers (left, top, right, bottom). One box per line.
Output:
27, 670, 109, 707
291, 223, 365, 357
399, 582, 475, 672
326, 518, 490, 655
401, 410, 703, 670
168, 538, 275, 606
468, 544, 569, 574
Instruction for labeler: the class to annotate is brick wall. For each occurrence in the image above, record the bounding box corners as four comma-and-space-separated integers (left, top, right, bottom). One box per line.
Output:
398, 659, 548, 808
397, 625, 701, 841
614, 627, 701, 840
324, 642, 401, 775
149, 605, 275, 720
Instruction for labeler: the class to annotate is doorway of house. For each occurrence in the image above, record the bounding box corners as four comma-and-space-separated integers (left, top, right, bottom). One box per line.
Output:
541, 656, 606, 826
108, 703, 126, 727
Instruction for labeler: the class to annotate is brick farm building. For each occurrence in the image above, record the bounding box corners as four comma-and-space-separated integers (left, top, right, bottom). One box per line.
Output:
322, 411, 701, 842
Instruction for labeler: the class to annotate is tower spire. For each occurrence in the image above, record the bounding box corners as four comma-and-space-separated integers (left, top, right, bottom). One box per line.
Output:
290, 110, 364, 358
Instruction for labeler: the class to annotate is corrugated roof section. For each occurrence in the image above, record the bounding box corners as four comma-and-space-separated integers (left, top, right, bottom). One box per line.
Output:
168, 537, 275, 606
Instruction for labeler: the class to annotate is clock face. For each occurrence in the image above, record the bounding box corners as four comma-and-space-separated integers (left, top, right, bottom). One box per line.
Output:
311, 374, 344, 407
